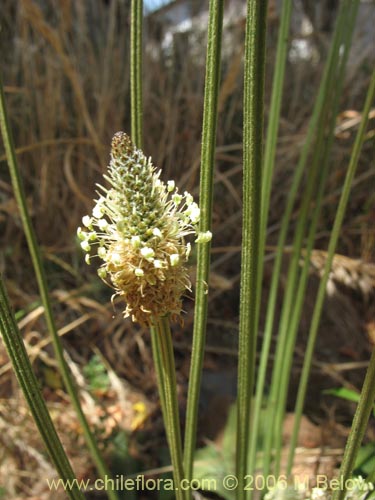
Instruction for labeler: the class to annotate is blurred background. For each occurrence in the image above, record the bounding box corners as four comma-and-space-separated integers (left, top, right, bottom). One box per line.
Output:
0, 0, 374, 498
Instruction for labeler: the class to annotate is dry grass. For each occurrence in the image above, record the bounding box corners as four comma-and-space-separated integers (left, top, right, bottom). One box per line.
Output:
0, 0, 374, 497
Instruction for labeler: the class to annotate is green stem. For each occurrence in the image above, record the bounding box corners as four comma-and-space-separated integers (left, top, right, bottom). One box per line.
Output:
260, 0, 292, 234
333, 346, 375, 500
150, 322, 181, 490
366, 467, 375, 485
236, 1, 267, 498
183, 0, 224, 484
130, 0, 143, 148
152, 317, 187, 500
262, 148, 322, 479
150, 324, 168, 424
273, 2, 358, 474
248, 3, 292, 488
260, 0, 356, 480
285, 0, 360, 475
0, 277, 84, 500
288, 64, 375, 474
273, 137, 333, 475
0, 75, 117, 500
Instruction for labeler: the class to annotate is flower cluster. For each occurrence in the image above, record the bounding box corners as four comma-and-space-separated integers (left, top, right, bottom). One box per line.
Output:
77, 132, 211, 325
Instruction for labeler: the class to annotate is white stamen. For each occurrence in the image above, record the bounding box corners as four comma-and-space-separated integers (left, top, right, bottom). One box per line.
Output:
196, 231, 212, 243
131, 236, 141, 248
81, 241, 91, 252
98, 247, 107, 259
82, 215, 92, 228
170, 254, 180, 266
140, 247, 155, 260
152, 228, 162, 238
98, 219, 108, 230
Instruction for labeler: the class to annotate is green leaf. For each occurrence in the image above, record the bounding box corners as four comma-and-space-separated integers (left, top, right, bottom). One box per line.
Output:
324, 387, 361, 404
324, 388, 375, 417
83, 355, 110, 392
193, 404, 237, 500
194, 443, 236, 500
193, 446, 234, 497
193, 400, 268, 499
353, 442, 375, 476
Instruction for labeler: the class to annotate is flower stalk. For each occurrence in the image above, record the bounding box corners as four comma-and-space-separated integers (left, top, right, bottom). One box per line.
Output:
79, 132, 211, 497
150, 318, 188, 500
130, 0, 143, 148
184, 0, 224, 485
236, 1, 267, 497
129, 4, 190, 493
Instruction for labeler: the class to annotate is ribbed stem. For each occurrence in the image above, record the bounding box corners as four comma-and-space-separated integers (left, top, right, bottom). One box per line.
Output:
183, 0, 224, 485
273, 1, 358, 475
260, 0, 356, 481
151, 317, 187, 500
247, 2, 292, 491
0, 277, 84, 500
130, 0, 143, 148
333, 346, 375, 500
289, 64, 375, 474
150, 324, 168, 423
0, 74, 117, 500
236, 1, 267, 498
285, 0, 360, 474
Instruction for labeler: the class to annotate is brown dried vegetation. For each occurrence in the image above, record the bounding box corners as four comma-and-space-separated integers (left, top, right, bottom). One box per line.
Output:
0, 0, 374, 497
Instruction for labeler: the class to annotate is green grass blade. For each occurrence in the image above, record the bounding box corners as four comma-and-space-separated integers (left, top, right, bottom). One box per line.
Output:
0, 74, 118, 500
184, 0, 224, 483
0, 276, 85, 500
288, 64, 375, 477
260, 0, 357, 479
236, 1, 267, 497
247, 1, 292, 487
130, 0, 143, 148
277, 1, 360, 476
152, 317, 187, 500
261, 0, 292, 232
333, 303, 375, 498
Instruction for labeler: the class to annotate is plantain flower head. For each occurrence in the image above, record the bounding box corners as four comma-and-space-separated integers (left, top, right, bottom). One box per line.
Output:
77, 132, 211, 325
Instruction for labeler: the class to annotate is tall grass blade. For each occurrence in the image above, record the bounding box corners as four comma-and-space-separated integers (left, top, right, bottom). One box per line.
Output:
236, 1, 267, 496
288, 64, 375, 476
260, 0, 358, 479
247, 1, 292, 487
130, 0, 143, 148
184, 0, 224, 484
0, 74, 118, 500
0, 276, 85, 500
334, 347, 375, 500
272, 0, 360, 475
130, 3, 186, 496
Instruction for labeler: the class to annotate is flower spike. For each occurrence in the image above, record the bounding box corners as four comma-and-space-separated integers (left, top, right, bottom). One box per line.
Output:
78, 132, 211, 325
